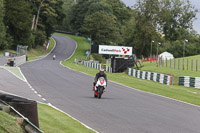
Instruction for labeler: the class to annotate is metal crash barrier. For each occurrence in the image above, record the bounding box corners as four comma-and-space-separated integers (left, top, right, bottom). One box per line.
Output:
0, 93, 43, 133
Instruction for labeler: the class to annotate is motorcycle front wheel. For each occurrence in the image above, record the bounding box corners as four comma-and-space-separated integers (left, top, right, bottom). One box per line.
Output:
98, 87, 103, 99
94, 92, 97, 98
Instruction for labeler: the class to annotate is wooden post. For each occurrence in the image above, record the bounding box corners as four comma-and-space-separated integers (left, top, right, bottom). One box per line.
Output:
196, 60, 198, 72
174, 59, 176, 69
178, 59, 180, 70
170, 59, 171, 68
191, 59, 193, 71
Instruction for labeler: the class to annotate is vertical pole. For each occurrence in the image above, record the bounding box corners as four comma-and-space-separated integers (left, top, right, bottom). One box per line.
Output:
187, 59, 188, 71
150, 40, 154, 63
89, 35, 92, 60
178, 59, 180, 70
156, 43, 158, 65
191, 59, 193, 71
196, 60, 198, 72
183, 40, 185, 70
174, 58, 175, 69
150, 41, 152, 63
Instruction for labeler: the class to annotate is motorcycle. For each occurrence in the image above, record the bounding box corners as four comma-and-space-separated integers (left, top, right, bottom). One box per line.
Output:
53, 55, 56, 60
93, 77, 106, 99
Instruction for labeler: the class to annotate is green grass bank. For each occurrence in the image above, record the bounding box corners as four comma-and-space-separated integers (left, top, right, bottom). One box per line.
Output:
141, 55, 200, 84
58, 33, 200, 106
38, 104, 94, 133
0, 111, 25, 133
0, 103, 94, 133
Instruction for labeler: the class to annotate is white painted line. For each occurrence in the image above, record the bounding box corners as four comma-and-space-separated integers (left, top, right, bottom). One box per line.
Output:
42, 98, 46, 101
46, 103, 98, 133
34, 91, 38, 94
18, 66, 27, 82
37, 94, 42, 97
31, 88, 35, 91
1, 66, 26, 82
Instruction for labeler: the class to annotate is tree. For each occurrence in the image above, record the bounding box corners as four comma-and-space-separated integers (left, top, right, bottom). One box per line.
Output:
0, 0, 7, 49
4, 0, 33, 48
131, 0, 161, 57
70, 0, 131, 32
70, 0, 95, 31
29, 0, 58, 30
104, 0, 131, 25
29, 0, 64, 37
158, 0, 197, 41
56, 0, 74, 31
81, 11, 121, 45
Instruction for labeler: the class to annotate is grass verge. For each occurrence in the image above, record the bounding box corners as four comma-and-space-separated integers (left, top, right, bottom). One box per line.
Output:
141, 56, 200, 84
27, 38, 55, 61
0, 50, 16, 55
58, 33, 200, 106
38, 104, 94, 133
0, 110, 25, 133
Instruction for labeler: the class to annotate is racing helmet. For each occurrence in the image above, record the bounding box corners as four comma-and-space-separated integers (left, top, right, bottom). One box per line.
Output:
100, 68, 104, 75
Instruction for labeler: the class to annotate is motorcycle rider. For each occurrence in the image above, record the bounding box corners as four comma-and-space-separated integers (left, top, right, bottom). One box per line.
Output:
53, 54, 56, 60
93, 69, 107, 90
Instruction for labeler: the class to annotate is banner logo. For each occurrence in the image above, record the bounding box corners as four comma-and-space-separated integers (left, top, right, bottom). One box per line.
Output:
99, 45, 132, 55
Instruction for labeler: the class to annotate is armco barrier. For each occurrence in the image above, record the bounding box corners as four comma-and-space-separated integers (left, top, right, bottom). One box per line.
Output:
8, 55, 26, 66
0, 93, 43, 133
76, 59, 112, 73
179, 76, 200, 89
128, 68, 173, 85
82, 60, 101, 70
106, 66, 112, 73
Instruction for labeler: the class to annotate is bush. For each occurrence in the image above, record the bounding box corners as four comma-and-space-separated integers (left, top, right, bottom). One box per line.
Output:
92, 53, 106, 63
33, 30, 46, 48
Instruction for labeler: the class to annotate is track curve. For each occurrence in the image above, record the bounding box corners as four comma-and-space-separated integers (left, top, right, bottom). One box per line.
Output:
20, 34, 200, 133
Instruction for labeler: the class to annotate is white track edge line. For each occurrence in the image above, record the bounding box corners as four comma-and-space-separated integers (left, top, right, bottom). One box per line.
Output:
0, 66, 26, 82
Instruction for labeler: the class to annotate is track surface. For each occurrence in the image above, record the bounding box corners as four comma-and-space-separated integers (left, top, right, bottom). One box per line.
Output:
20, 34, 200, 133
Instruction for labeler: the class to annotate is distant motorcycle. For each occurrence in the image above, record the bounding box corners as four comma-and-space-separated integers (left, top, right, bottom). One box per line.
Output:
93, 77, 106, 99
53, 55, 56, 60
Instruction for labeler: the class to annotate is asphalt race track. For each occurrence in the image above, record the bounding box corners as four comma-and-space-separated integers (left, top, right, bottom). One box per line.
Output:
20, 34, 200, 133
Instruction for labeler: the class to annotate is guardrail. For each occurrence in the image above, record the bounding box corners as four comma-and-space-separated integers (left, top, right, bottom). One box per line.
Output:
128, 68, 173, 85
75, 59, 113, 73
7, 55, 26, 66
82, 60, 101, 70
0, 93, 43, 133
106, 66, 112, 73
179, 76, 200, 89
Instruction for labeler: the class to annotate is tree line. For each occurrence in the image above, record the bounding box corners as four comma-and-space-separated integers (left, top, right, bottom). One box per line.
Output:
1, 0, 200, 58
0, 0, 64, 50
59, 0, 200, 58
